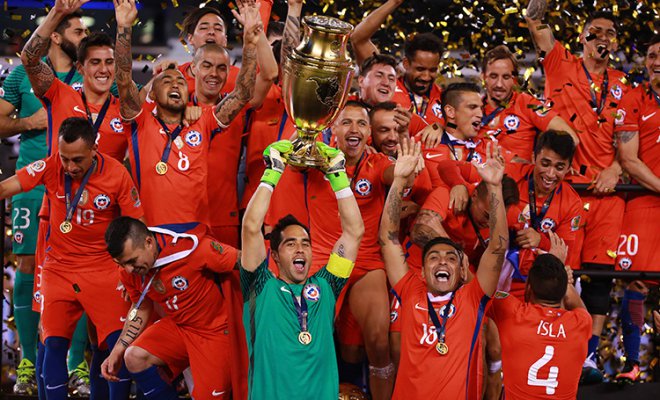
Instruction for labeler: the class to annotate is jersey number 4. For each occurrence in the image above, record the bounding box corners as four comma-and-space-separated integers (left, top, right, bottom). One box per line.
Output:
527, 345, 559, 395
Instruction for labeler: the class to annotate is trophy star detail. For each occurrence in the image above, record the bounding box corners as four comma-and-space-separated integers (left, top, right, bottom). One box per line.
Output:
282, 15, 355, 168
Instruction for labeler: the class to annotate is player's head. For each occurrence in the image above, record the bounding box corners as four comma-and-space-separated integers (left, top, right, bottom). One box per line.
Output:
532, 130, 576, 197
525, 254, 568, 305
151, 65, 189, 114
58, 117, 98, 180
580, 11, 618, 61
469, 176, 519, 229
482, 45, 518, 104
192, 43, 231, 102
181, 6, 228, 51
269, 214, 312, 284
421, 237, 467, 295
266, 21, 285, 44
76, 32, 115, 95
369, 101, 401, 156
52, 11, 87, 62
645, 34, 660, 90
332, 101, 371, 163
105, 217, 158, 276
441, 82, 483, 139
358, 53, 398, 105
402, 33, 443, 96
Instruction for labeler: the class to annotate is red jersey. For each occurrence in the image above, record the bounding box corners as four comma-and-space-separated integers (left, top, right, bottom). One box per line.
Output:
480, 91, 557, 160
391, 78, 444, 126
16, 153, 143, 272
120, 230, 236, 333
488, 293, 591, 400
124, 105, 223, 227
542, 41, 630, 181
614, 85, 660, 210
41, 79, 127, 161
392, 272, 488, 400
265, 167, 309, 228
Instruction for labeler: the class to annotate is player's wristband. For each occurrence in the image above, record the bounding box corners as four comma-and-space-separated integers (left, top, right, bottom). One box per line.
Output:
326, 170, 350, 192
260, 168, 282, 188
335, 187, 352, 199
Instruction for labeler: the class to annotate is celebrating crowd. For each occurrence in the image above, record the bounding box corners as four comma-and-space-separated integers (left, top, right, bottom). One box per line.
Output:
1, 0, 659, 399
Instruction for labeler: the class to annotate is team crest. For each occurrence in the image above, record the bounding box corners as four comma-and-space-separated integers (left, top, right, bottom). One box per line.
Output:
171, 276, 189, 291
14, 231, 23, 244
33, 290, 42, 304
303, 283, 320, 301
354, 178, 372, 196
185, 130, 203, 147
437, 303, 456, 319
72, 82, 83, 90
570, 216, 581, 231
432, 102, 443, 118
210, 241, 224, 254
540, 217, 556, 233
618, 257, 632, 270
470, 151, 483, 164
614, 109, 626, 126
26, 160, 46, 176
503, 114, 520, 131
610, 84, 623, 100
494, 291, 509, 299
109, 117, 124, 133
93, 194, 111, 210
153, 279, 166, 294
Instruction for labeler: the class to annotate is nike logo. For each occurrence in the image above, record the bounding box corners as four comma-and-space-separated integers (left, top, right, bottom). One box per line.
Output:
212, 390, 226, 396
425, 153, 444, 160
280, 287, 292, 294
144, 389, 156, 396
46, 383, 67, 390
73, 105, 86, 114
55, 193, 66, 199
159, 128, 166, 134
414, 303, 428, 312
642, 112, 656, 122
120, 316, 127, 322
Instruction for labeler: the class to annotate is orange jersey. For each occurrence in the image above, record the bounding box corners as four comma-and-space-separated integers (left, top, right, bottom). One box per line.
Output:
16, 153, 143, 272
392, 272, 488, 400
542, 41, 630, 180
41, 79, 127, 161
120, 231, 237, 333
391, 78, 444, 125
480, 92, 557, 160
488, 294, 591, 400
124, 106, 222, 227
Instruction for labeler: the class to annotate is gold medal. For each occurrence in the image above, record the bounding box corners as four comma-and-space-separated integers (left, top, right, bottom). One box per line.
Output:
128, 308, 138, 321
298, 331, 312, 345
436, 342, 449, 355
155, 161, 168, 175
60, 221, 73, 234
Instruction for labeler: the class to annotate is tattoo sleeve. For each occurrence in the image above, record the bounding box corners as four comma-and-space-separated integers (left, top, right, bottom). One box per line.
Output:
21, 33, 54, 98
381, 181, 405, 244
115, 26, 141, 119
281, 14, 301, 65
526, 0, 548, 20
617, 130, 638, 145
216, 44, 257, 125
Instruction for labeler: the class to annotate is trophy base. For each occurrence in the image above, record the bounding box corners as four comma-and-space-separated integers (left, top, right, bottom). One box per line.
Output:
287, 135, 327, 169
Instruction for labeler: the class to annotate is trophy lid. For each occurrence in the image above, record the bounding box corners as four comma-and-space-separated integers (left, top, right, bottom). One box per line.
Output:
304, 15, 354, 34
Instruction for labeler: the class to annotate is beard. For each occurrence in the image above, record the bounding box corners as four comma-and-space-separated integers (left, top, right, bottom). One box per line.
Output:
60, 37, 78, 62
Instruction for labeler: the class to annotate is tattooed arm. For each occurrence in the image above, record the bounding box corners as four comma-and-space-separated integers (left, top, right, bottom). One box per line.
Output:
113, 0, 141, 120
524, 0, 555, 56
350, 0, 403, 67
281, 0, 303, 69
618, 130, 660, 192
410, 209, 449, 248
475, 144, 508, 297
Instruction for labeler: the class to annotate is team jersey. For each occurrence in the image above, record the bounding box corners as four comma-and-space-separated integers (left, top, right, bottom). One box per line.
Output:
391, 78, 444, 125
240, 256, 351, 400
16, 153, 143, 272
120, 230, 236, 334
392, 271, 489, 400
488, 293, 591, 399
480, 91, 557, 160
542, 40, 630, 181
1, 62, 83, 200
614, 85, 660, 210
124, 105, 223, 228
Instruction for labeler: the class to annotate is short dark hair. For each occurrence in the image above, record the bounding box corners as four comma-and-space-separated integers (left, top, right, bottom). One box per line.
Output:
77, 31, 113, 64
55, 12, 83, 35
441, 82, 482, 112
368, 101, 397, 120
271, 39, 282, 66
342, 99, 371, 115
267, 21, 285, 41
645, 34, 660, 53
404, 32, 443, 60
59, 117, 96, 148
534, 130, 576, 164
180, 6, 226, 40
360, 53, 398, 77
269, 214, 311, 252
474, 175, 519, 208
422, 237, 464, 264
584, 11, 618, 32
482, 45, 519, 76
527, 254, 568, 303
105, 216, 151, 259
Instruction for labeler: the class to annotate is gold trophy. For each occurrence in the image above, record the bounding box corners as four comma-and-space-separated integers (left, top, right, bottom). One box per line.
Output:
282, 15, 355, 168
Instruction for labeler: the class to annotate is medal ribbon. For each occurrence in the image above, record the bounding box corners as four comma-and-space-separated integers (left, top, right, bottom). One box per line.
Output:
46, 57, 76, 85
426, 291, 456, 347
581, 63, 609, 116
527, 174, 556, 231
408, 90, 429, 117
480, 105, 504, 128
80, 91, 111, 136
63, 159, 97, 224
467, 202, 488, 249
156, 118, 184, 166
349, 151, 367, 190
283, 283, 309, 334
441, 133, 476, 161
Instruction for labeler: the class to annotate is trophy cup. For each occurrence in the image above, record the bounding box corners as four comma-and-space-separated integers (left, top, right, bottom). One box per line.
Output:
281, 15, 355, 168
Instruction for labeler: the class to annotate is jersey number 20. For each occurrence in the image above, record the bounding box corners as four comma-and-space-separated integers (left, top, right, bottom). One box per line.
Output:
527, 345, 559, 395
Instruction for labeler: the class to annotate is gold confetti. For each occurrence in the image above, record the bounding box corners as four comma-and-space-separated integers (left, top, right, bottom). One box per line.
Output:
606, 250, 617, 259
583, 202, 590, 211
171, 0, 179, 7
504, 7, 518, 15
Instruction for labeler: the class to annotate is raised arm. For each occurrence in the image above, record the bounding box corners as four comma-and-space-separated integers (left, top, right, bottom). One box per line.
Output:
215, 0, 262, 125
379, 138, 423, 286
241, 140, 293, 271
550, 233, 586, 310
475, 143, 509, 297
20, 0, 89, 98
411, 208, 449, 249
350, 0, 403, 66
281, 0, 303, 67
113, 0, 141, 120
618, 130, 660, 193
524, 0, 555, 56
249, 30, 279, 108
546, 117, 579, 146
